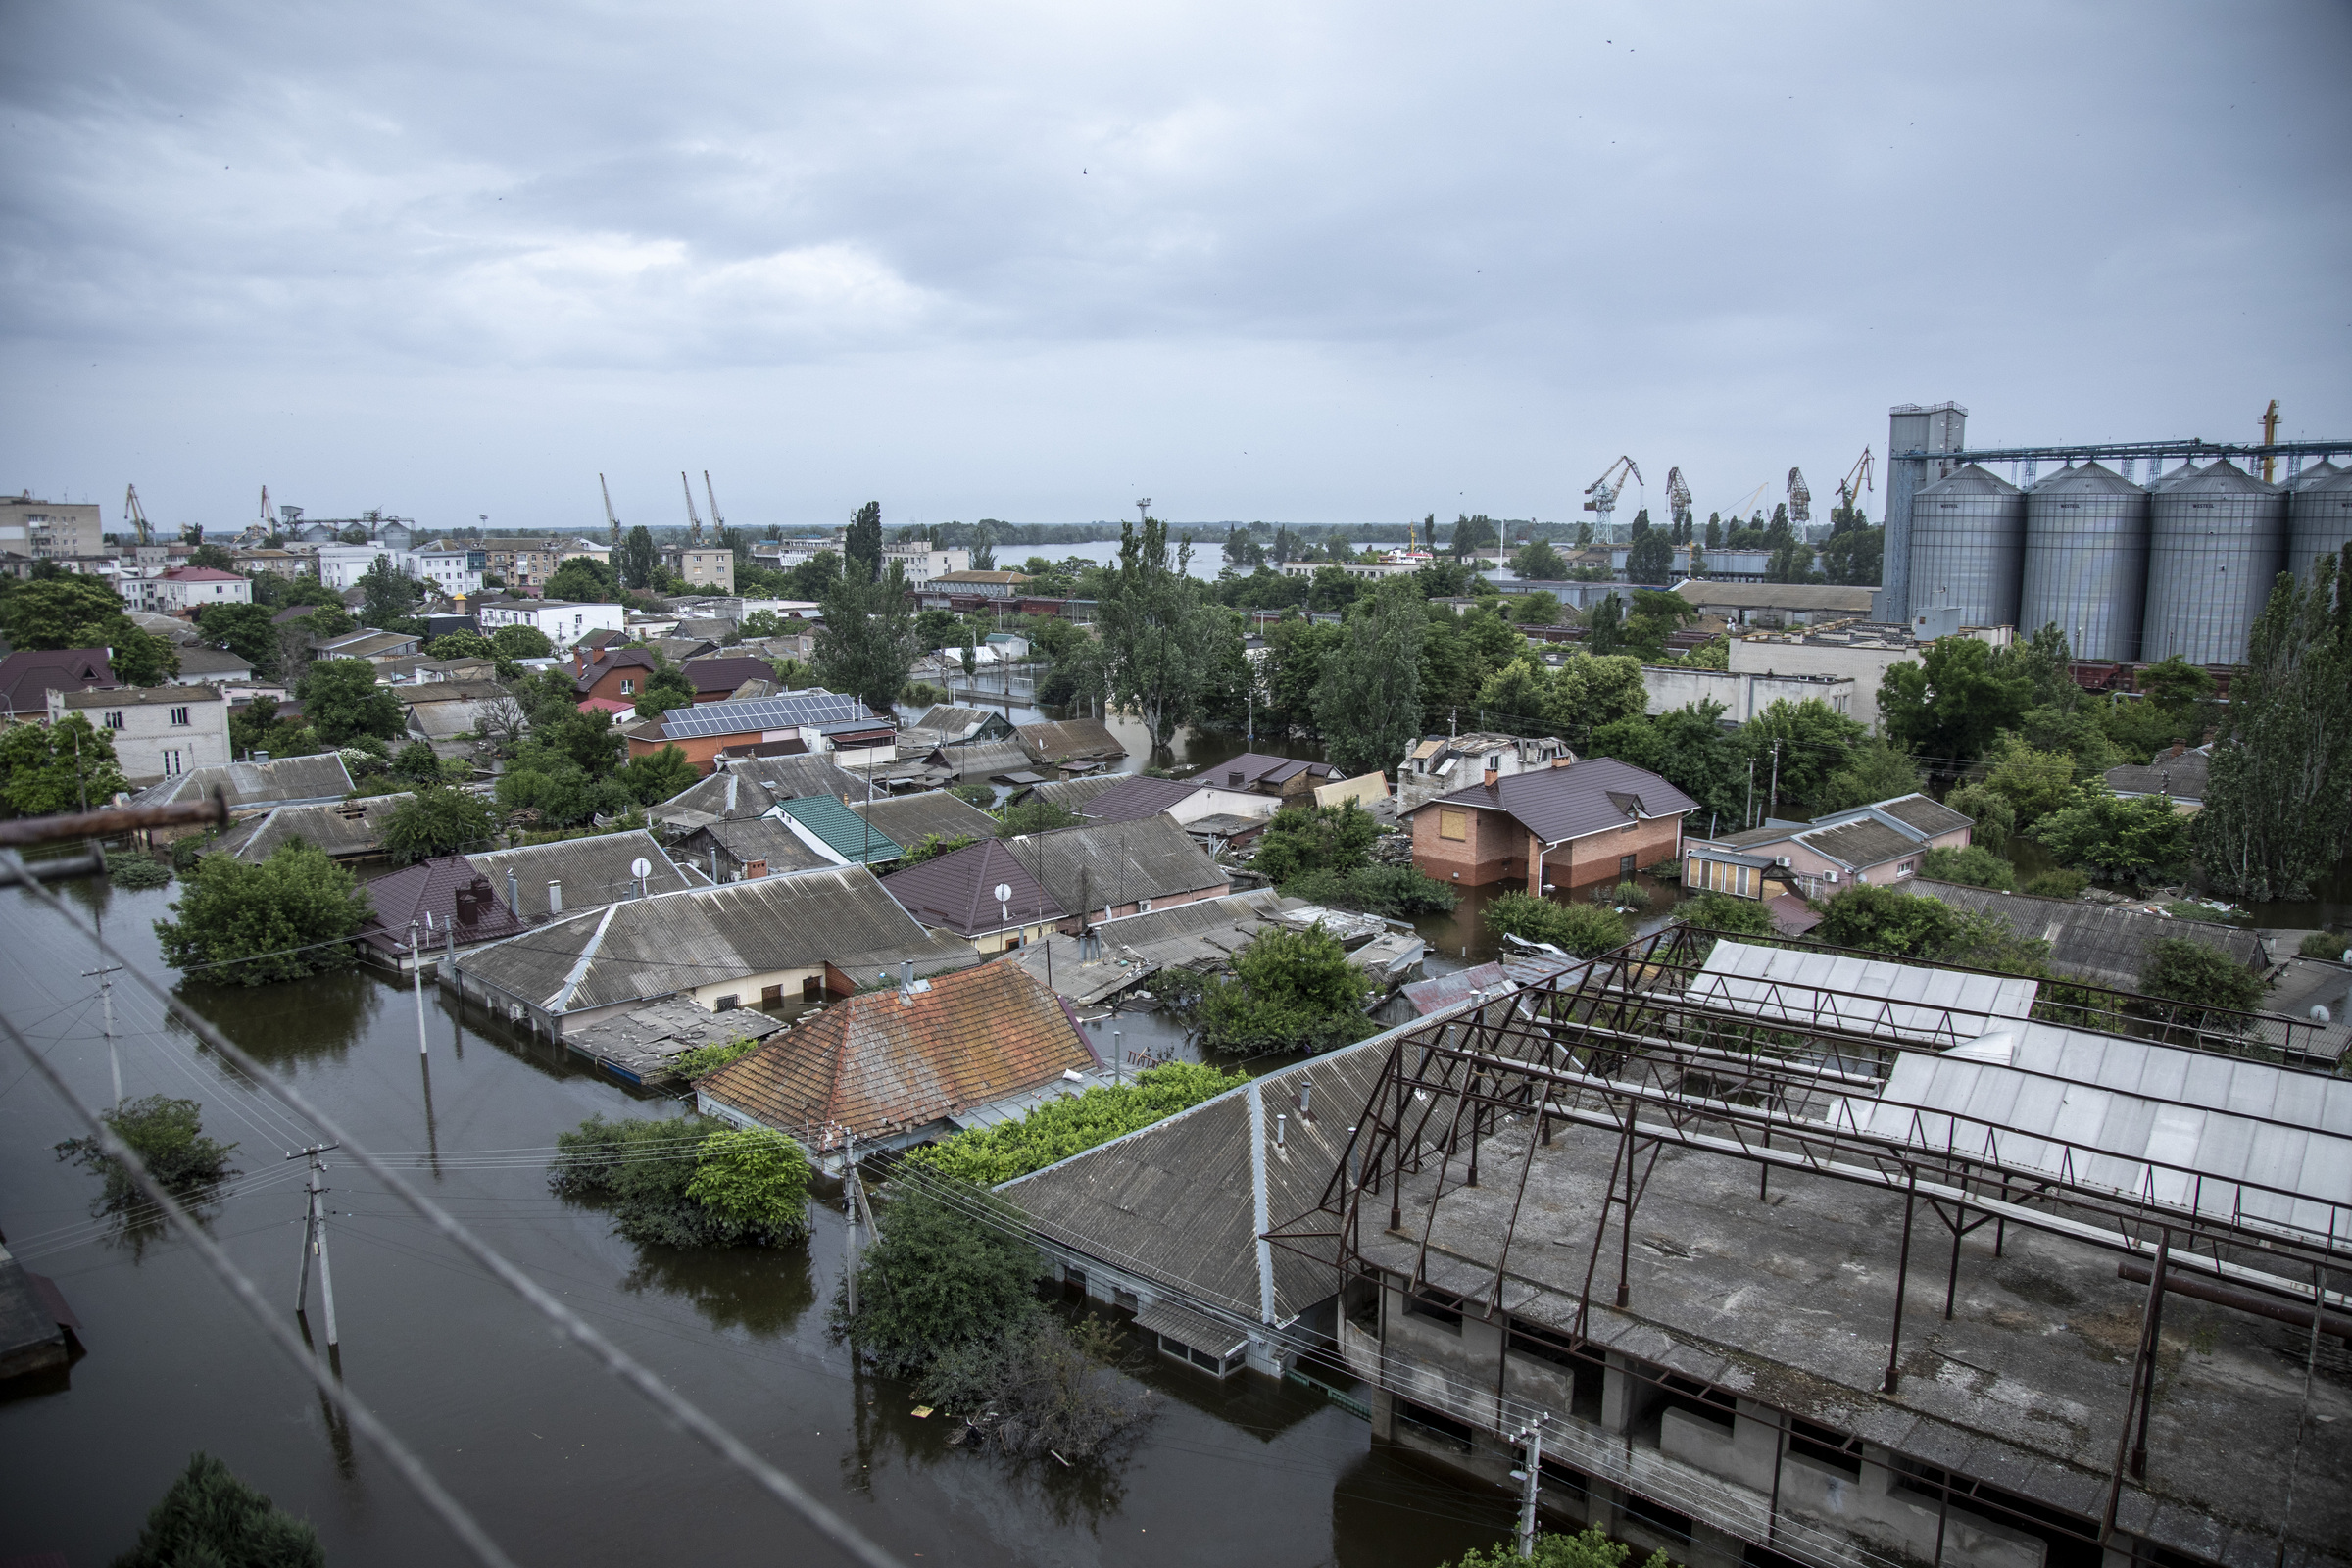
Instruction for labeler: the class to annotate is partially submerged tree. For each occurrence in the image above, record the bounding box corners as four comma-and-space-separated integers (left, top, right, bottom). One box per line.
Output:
380, 784, 498, 862
1483, 893, 1629, 956
153, 841, 373, 984
55, 1095, 240, 1215
113, 1451, 322, 1568
551, 1116, 809, 1248
1195, 923, 1377, 1054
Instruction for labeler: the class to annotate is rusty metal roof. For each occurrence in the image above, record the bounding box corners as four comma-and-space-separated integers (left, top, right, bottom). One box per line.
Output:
699, 961, 1095, 1150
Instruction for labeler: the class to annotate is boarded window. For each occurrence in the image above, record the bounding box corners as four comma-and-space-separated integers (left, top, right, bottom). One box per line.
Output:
1439, 808, 1468, 842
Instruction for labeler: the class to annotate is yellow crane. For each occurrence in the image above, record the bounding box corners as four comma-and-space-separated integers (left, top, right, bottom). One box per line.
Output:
123, 484, 152, 546
2260, 399, 2280, 482
1836, 447, 1874, 527
601, 473, 622, 545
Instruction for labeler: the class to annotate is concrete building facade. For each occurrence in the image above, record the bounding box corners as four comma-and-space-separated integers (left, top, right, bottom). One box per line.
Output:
1403, 756, 1695, 893
1636, 665, 1856, 724
51, 683, 231, 785
0, 494, 103, 559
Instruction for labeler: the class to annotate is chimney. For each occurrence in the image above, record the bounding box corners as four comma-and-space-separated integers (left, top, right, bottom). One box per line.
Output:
1484, 760, 1500, 788
1298, 1082, 1313, 1118
900, 959, 914, 993
547, 879, 563, 914
2169, 741, 2185, 760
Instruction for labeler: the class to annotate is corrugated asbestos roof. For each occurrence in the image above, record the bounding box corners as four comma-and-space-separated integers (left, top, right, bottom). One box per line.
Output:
2106, 751, 2210, 801
1844, 1022, 2352, 1243
652, 754, 863, 826
883, 838, 1064, 936
1690, 940, 2039, 1047
850, 789, 1000, 847
1003, 1041, 1394, 1325
938, 739, 1033, 778
775, 795, 902, 864
1014, 718, 1126, 765
1906, 879, 2266, 991
1795, 816, 1920, 870
457, 864, 979, 1017
1000, 889, 1289, 1005
1000, 817, 1228, 918
464, 830, 696, 920
1874, 793, 1975, 838
1018, 774, 1130, 812
565, 1000, 786, 1084
1422, 756, 1698, 844
1674, 582, 1878, 612
699, 962, 1093, 1150
914, 705, 1007, 739
1399, 954, 1584, 1015
130, 754, 355, 811
683, 818, 837, 874
213, 792, 413, 860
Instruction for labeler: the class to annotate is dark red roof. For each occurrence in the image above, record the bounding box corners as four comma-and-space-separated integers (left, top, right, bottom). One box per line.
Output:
571, 647, 656, 694
883, 837, 1065, 935
0, 647, 118, 716
682, 657, 777, 696
1076, 774, 1198, 824
357, 855, 529, 954
1420, 756, 1697, 845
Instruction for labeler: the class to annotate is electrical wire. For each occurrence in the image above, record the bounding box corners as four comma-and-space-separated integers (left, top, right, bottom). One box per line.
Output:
0, 1008, 521, 1568
1, 852, 909, 1568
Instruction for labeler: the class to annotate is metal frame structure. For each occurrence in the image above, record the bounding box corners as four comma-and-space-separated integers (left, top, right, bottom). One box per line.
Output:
1896, 439, 2352, 466
1273, 928, 2348, 1568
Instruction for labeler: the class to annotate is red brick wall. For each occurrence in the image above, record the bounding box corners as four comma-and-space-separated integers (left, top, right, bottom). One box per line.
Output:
1412, 804, 1685, 891
1544, 816, 1684, 891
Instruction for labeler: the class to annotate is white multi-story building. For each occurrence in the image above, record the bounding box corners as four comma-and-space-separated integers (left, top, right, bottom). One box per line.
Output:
50, 683, 231, 786
476, 597, 625, 651
882, 544, 970, 587
409, 545, 486, 598
148, 566, 253, 614
314, 542, 403, 590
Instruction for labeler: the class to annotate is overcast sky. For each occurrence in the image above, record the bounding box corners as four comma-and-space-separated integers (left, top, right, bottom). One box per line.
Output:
4, 1, 2346, 538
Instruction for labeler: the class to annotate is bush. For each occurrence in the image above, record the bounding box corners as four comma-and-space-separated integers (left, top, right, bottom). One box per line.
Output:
1250, 801, 1382, 884
997, 799, 1081, 837
107, 850, 173, 889
550, 1115, 809, 1248
1195, 924, 1378, 1054
668, 1036, 767, 1080
1604, 880, 1650, 911
2029, 786, 2191, 885
2139, 936, 2267, 1027
114, 1452, 322, 1568
911, 1062, 1245, 1185
491, 623, 554, 660
2024, 869, 2088, 900
1681, 890, 1777, 937
1279, 863, 1456, 917
2299, 929, 2351, 961
896, 832, 979, 867
391, 740, 444, 784
2162, 901, 2232, 924
1813, 883, 2050, 976
1483, 892, 1630, 956
902, 680, 949, 707
55, 1095, 239, 1214
380, 783, 499, 862
948, 783, 997, 808
1443, 1524, 1669, 1568
918, 1315, 1157, 1463
1920, 845, 2016, 891
153, 841, 373, 984
833, 1180, 1042, 1381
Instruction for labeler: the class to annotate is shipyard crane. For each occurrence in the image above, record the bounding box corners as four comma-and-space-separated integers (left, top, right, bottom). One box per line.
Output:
1836, 447, 1874, 528
257, 485, 272, 535
1664, 467, 1692, 537
703, 470, 726, 537
600, 473, 622, 545
1581, 456, 1644, 540
680, 471, 704, 545
123, 483, 152, 546
1786, 467, 1812, 532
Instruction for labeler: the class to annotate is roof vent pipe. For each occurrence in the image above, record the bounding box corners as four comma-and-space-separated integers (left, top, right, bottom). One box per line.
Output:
1298, 1083, 1312, 1118
548, 879, 562, 914
507, 867, 520, 913
900, 959, 914, 993
1276, 1113, 1287, 1149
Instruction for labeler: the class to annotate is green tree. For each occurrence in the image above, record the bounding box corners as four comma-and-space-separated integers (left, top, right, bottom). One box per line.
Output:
788, 550, 845, 601
1682, 889, 1778, 937
1626, 516, 1674, 583
380, 784, 498, 861
2030, 786, 2191, 885
425, 629, 496, 661
0, 573, 178, 684
1703, 512, 1723, 550
1879, 638, 2033, 767
491, 623, 554, 660
618, 744, 698, 805
685, 1128, 814, 1239
1813, 884, 2048, 973
2139, 936, 2266, 1027
1920, 845, 2016, 890
552, 1115, 808, 1247
813, 564, 921, 715
194, 601, 281, 674
1764, 540, 1817, 582
388, 740, 441, 784
1451, 513, 1499, 557
227, 696, 320, 761
1945, 735, 2074, 852
295, 657, 406, 745
154, 840, 373, 984
1814, 736, 1926, 815
1544, 655, 1647, 750
111, 1452, 322, 1568
1483, 892, 1628, 956
2195, 549, 2352, 900
358, 553, 418, 626
1444, 1524, 1668, 1568
545, 555, 621, 603
845, 501, 884, 582
634, 665, 697, 719
1097, 518, 1234, 750
1508, 539, 1569, 580
619, 524, 661, 589
1475, 657, 1550, 735
996, 799, 1081, 836
1583, 592, 1623, 654
1314, 583, 1425, 777
1616, 588, 1697, 660
54, 1095, 240, 1215
1195, 923, 1376, 1054
1307, 564, 1362, 612
1508, 591, 1561, 625
1250, 801, 1384, 884
0, 711, 129, 815
1820, 524, 1884, 586
832, 1180, 1041, 1379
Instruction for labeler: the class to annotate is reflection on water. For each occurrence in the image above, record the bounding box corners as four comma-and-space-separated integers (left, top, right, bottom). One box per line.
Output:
170, 967, 382, 1068
622, 1240, 818, 1338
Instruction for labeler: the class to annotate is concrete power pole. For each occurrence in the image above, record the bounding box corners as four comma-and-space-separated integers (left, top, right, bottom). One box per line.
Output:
292, 1143, 342, 1346
411, 924, 430, 1056
1514, 1419, 1547, 1556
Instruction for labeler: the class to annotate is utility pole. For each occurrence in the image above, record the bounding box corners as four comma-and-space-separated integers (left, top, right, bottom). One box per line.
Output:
842, 1129, 858, 1320
410, 925, 429, 1055
1743, 757, 1757, 830
1513, 1419, 1547, 1556
1767, 740, 1782, 823
83, 954, 122, 1106
291, 1143, 342, 1347
1112, 1030, 1122, 1087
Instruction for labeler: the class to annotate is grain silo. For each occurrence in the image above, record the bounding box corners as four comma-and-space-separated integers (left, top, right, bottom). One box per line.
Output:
2140, 460, 2287, 666
2286, 460, 2352, 581
2019, 463, 2149, 662
1906, 463, 2025, 628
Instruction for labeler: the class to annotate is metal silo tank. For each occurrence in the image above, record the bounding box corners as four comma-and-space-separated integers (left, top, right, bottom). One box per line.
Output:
2020, 462, 2149, 662
2286, 461, 2352, 582
2140, 460, 2287, 666
1906, 462, 2026, 629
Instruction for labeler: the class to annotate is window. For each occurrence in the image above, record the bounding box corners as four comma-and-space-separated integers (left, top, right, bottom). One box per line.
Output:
103, 710, 124, 730
1438, 808, 1468, 842
1618, 854, 1637, 878
169, 707, 190, 726
619, 679, 635, 695
162, 749, 182, 777
1898, 860, 1916, 877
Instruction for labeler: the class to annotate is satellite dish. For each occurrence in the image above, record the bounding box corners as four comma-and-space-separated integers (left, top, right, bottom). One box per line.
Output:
629, 858, 652, 879
993, 883, 1014, 903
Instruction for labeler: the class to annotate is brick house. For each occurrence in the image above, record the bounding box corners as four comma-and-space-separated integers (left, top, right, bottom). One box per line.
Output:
1404, 756, 1696, 894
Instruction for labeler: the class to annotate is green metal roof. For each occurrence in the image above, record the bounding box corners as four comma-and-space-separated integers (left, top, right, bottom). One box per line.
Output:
775, 794, 903, 864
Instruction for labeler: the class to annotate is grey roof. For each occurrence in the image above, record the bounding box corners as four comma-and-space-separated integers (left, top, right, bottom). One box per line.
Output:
1906, 879, 2266, 991
212, 792, 413, 860
1917, 461, 2024, 500
1017, 773, 1130, 812
1420, 756, 1698, 844
1793, 815, 1921, 870
1690, 939, 2040, 1047
1673, 581, 1878, 612
1132, 1298, 1248, 1359
652, 754, 862, 827
1003, 1039, 1395, 1325
455, 865, 979, 1018
2106, 750, 2210, 802
883, 837, 1064, 936
1000, 816, 1229, 919
172, 647, 254, 676
564, 999, 786, 1085
1870, 793, 1974, 839
1013, 717, 1126, 765
914, 704, 1007, 740
129, 754, 355, 812
850, 789, 1000, 847
464, 831, 699, 920
1397, 954, 1585, 1016
1076, 774, 1198, 824
681, 817, 839, 875
656, 688, 879, 741
939, 738, 1033, 778
1000, 888, 1290, 1005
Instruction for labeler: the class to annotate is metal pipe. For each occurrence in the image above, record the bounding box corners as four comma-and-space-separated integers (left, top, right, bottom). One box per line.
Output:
2117, 1260, 2352, 1341
0, 793, 228, 847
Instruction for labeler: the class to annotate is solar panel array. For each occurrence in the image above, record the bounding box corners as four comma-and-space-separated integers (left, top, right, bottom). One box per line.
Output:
660, 689, 873, 740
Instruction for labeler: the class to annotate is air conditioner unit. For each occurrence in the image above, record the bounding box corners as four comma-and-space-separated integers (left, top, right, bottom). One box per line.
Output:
1821, 869, 1838, 883
1773, 857, 1791, 867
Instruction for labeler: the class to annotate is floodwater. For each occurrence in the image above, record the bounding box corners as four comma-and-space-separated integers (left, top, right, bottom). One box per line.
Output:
0, 877, 1526, 1567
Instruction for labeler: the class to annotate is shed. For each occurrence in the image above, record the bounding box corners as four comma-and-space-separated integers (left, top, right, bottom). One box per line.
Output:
1013, 717, 1127, 768
564, 998, 787, 1086
999, 816, 1230, 931
774, 794, 903, 865
673, 816, 841, 881
849, 788, 1001, 849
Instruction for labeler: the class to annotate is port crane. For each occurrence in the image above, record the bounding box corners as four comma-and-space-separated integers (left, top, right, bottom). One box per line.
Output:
703, 471, 726, 538
1663, 467, 1692, 537
601, 473, 622, 545
123, 484, 152, 546
1582, 456, 1644, 539
1835, 447, 1874, 527
680, 471, 705, 545
1787, 467, 1812, 532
